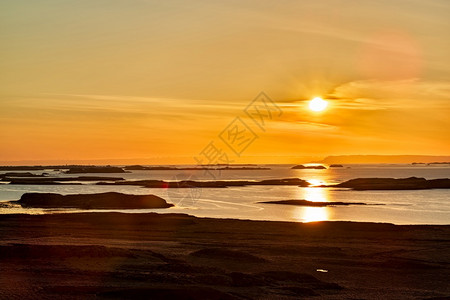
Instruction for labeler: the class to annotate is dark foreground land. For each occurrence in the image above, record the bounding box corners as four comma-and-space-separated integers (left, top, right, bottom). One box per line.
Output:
0, 213, 449, 299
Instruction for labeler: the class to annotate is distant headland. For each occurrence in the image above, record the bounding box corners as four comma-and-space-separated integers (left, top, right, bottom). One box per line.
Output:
316, 155, 450, 164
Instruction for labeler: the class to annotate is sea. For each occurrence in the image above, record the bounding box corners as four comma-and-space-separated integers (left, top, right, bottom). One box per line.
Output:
0, 164, 449, 225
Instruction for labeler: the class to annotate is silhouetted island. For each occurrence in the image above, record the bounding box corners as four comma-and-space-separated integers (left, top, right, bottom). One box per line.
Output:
329, 164, 344, 168
0, 172, 48, 179
65, 166, 128, 174
14, 192, 173, 209
4, 176, 124, 184
123, 165, 271, 171
319, 155, 450, 164
258, 200, 368, 206
0, 165, 128, 171
0, 166, 48, 171
332, 177, 450, 190
291, 165, 326, 169
97, 178, 310, 188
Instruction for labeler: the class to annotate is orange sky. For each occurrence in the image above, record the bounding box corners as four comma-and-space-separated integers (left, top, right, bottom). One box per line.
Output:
1, 0, 449, 164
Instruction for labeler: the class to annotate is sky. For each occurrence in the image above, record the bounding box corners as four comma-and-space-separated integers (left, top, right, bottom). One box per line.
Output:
1, 0, 449, 164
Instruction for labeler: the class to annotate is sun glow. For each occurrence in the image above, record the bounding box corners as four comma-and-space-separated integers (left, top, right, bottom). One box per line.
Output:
291, 180, 331, 222
293, 206, 329, 223
304, 186, 329, 202
308, 97, 328, 112
303, 207, 329, 222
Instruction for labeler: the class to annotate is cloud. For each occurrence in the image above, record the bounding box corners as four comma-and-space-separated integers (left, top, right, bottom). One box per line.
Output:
0, 93, 246, 127
329, 79, 450, 109
270, 78, 450, 150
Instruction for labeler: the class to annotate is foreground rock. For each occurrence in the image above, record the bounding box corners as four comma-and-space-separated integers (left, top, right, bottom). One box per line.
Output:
14, 192, 173, 209
291, 165, 326, 169
259, 200, 368, 206
334, 177, 450, 190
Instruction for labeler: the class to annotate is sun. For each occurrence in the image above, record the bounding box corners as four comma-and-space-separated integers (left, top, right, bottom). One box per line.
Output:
308, 97, 328, 112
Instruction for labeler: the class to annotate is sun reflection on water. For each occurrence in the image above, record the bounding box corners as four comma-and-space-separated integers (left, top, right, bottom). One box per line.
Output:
304, 186, 329, 202
294, 179, 331, 222
292, 205, 330, 223
307, 179, 323, 186
302, 207, 329, 222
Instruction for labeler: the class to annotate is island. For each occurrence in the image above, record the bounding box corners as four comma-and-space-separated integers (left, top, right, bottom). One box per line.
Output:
332, 177, 450, 190
97, 178, 310, 188
4, 176, 124, 184
13, 192, 173, 209
258, 200, 368, 206
0, 172, 48, 179
64, 166, 128, 174
0, 166, 48, 171
0, 165, 129, 171
291, 165, 327, 170
123, 165, 271, 171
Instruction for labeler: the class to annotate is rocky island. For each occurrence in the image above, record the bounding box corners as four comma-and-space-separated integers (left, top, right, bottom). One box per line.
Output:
291, 165, 327, 170
13, 192, 173, 209
258, 200, 369, 206
333, 177, 450, 190
3, 176, 125, 184
64, 166, 128, 174
97, 178, 310, 188
124, 165, 271, 171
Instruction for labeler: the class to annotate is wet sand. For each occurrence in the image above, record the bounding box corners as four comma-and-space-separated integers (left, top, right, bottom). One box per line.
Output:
0, 212, 449, 299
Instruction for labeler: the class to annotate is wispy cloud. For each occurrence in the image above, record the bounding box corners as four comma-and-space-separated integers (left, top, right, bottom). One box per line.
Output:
329, 79, 450, 109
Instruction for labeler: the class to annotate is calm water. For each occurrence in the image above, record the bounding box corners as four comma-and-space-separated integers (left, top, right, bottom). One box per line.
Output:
1, 164, 449, 225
